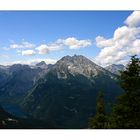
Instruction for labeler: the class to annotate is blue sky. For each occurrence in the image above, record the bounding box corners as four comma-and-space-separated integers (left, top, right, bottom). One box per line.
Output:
0, 11, 140, 66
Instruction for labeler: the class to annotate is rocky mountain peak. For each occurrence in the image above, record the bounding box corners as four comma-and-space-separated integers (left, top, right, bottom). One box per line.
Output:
35, 61, 48, 69
52, 55, 108, 79
36, 61, 47, 67
105, 64, 125, 75
57, 55, 97, 66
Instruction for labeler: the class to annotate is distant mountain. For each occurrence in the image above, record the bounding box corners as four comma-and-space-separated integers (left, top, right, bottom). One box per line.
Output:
36, 61, 46, 66
35, 61, 53, 69
21, 55, 123, 128
0, 63, 49, 104
105, 64, 125, 75
36, 61, 47, 68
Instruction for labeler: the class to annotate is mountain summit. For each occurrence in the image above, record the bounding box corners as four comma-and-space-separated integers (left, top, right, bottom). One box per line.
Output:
51, 55, 111, 79
22, 55, 122, 128
36, 61, 47, 68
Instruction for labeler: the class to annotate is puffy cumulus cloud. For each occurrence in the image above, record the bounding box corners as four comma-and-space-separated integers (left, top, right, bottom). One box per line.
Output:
62, 37, 92, 49
36, 44, 63, 54
21, 50, 36, 56
133, 39, 140, 48
95, 11, 140, 67
10, 41, 35, 49
127, 40, 140, 55
125, 11, 140, 27
113, 26, 140, 41
96, 36, 113, 48
36, 44, 49, 54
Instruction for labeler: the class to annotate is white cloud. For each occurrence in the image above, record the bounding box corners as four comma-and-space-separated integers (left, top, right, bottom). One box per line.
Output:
47, 44, 63, 52
22, 50, 36, 56
35, 37, 92, 55
62, 37, 92, 49
10, 41, 35, 49
35, 37, 92, 54
36, 44, 49, 54
125, 11, 140, 27
9, 37, 92, 56
133, 39, 140, 48
96, 36, 113, 48
114, 26, 140, 42
36, 44, 63, 54
95, 11, 140, 67
127, 40, 140, 55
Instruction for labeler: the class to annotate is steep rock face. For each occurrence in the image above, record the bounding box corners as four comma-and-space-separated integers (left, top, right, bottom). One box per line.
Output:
105, 64, 125, 75
22, 55, 122, 128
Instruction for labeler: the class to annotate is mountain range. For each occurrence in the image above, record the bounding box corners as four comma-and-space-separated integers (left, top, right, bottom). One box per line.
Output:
0, 55, 124, 128
21, 55, 123, 128
0, 63, 50, 104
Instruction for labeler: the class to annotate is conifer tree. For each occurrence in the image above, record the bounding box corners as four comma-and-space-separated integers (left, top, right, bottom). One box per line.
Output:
110, 55, 140, 128
88, 91, 108, 128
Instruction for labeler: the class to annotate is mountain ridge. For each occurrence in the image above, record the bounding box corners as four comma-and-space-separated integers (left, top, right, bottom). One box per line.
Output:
21, 55, 122, 128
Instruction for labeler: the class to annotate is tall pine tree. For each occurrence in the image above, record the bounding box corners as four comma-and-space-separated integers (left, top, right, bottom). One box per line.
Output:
88, 91, 108, 128
110, 55, 140, 128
